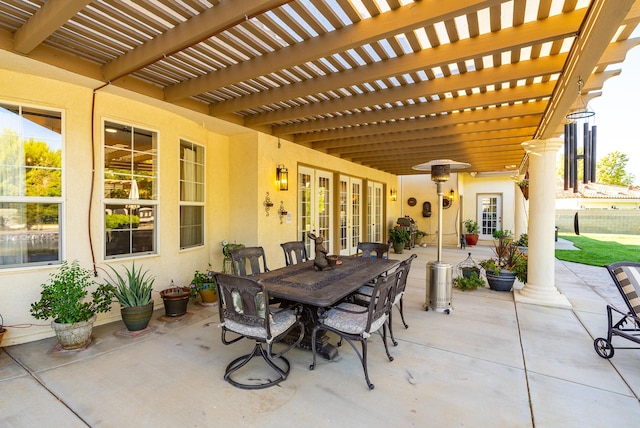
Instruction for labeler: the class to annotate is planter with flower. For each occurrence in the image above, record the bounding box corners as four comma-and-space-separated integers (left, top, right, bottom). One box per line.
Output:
30, 260, 113, 349
191, 267, 217, 304
478, 230, 527, 292
517, 178, 529, 200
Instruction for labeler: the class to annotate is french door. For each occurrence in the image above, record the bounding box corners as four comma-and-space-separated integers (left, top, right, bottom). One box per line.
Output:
477, 194, 502, 239
367, 181, 384, 242
298, 166, 333, 257
339, 175, 362, 255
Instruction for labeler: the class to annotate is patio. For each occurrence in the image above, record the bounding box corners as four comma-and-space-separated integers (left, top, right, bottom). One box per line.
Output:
1, 242, 639, 427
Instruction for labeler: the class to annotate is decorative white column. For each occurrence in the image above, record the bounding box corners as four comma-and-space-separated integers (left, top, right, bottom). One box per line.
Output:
515, 138, 571, 308
514, 175, 528, 240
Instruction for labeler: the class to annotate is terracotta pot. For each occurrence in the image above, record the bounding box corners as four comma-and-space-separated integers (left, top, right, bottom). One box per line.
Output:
120, 302, 154, 331
51, 315, 96, 350
465, 234, 479, 246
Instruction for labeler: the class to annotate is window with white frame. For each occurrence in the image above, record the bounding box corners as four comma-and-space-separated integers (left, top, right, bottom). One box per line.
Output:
104, 121, 157, 258
0, 103, 63, 268
179, 139, 204, 249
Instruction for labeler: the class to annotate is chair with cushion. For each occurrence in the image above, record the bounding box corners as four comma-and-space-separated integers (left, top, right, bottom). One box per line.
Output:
356, 242, 391, 259
594, 262, 640, 359
352, 254, 417, 345
214, 273, 304, 389
230, 246, 269, 276
309, 269, 402, 390
280, 241, 309, 266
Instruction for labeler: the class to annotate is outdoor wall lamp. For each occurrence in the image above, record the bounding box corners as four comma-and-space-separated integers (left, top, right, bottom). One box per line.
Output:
390, 188, 397, 201
276, 164, 288, 191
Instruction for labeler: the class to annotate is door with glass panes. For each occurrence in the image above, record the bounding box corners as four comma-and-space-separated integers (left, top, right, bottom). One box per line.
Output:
367, 181, 384, 242
477, 194, 502, 239
339, 175, 362, 256
298, 166, 333, 258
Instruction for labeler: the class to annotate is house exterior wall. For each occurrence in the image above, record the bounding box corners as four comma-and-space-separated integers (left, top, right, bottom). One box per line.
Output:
459, 174, 517, 242
0, 68, 399, 345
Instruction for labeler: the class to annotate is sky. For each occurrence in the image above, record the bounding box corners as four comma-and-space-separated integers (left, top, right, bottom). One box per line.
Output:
586, 43, 640, 185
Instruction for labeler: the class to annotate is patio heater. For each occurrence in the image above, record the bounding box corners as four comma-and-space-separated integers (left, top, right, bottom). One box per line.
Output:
413, 159, 470, 313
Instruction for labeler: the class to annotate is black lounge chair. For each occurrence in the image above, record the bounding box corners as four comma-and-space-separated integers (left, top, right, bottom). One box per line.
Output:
594, 262, 640, 359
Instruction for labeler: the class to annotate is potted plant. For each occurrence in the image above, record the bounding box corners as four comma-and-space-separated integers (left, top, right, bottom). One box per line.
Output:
514, 233, 528, 254
222, 240, 245, 273
190, 266, 217, 304
517, 178, 529, 200
463, 219, 479, 246
104, 262, 155, 332
389, 227, 410, 254
453, 272, 485, 291
479, 235, 527, 292
30, 260, 113, 349
160, 281, 191, 317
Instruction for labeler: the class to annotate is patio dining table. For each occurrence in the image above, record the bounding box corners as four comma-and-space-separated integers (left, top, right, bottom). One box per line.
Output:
256, 256, 401, 360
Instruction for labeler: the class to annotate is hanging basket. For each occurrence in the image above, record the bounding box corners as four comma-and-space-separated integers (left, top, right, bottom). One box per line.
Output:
519, 185, 529, 200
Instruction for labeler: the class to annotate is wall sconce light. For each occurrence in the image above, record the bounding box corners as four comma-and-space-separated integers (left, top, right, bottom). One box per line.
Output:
450, 188, 455, 198
264, 192, 274, 216
276, 164, 288, 191
390, 188, 397, 201
278, 201, 288, 224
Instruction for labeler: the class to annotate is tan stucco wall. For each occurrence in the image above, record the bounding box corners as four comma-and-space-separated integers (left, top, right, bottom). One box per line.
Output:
400, 174, 462, 246
459, 174, 517, 241
0, 68, 399, 345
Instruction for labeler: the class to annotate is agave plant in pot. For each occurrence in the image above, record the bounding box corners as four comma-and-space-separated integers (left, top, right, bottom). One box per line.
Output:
104, 262, 155, 332
30, 260, 113, 349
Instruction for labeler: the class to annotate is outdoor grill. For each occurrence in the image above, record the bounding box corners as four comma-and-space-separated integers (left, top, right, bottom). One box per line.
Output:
396, 216, 417, 249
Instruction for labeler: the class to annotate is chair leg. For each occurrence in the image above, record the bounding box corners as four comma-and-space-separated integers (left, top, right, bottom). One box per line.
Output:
224, 342, 290, 390
397, 298, 409, 329
381, 323, 394, 362
359, 339, 374, 390
388, 311, 398, 346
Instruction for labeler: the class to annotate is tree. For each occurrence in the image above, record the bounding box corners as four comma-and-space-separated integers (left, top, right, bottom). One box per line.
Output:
596, 151, 635, 186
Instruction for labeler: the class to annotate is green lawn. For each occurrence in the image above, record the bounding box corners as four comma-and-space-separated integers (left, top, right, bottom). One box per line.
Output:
555, 233, 640, 266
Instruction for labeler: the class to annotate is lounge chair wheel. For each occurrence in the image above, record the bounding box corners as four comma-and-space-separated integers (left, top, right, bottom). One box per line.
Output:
594, 338, 614, 359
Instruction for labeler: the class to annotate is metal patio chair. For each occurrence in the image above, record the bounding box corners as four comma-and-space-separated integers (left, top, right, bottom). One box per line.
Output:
280, 241, 309, 266
310, 269, 401, 390
230, 246, 269, 276
594, 262, 640, 359
356, 242, 391, 259
214, 273, 304, 389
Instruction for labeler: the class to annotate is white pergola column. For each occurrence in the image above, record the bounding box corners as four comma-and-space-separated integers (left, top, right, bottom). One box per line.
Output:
514, 176, 528, 240
515, 138, 571, 308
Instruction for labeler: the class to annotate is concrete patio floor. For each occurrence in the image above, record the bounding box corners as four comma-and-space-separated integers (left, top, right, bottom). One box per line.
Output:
1, 241, 639, 427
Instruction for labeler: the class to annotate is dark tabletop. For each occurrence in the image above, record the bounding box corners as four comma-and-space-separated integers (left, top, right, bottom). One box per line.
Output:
257, 257, 400, 307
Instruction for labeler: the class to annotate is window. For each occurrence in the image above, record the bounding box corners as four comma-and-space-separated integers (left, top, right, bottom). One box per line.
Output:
179, 139, 204, 249
0, 102, 63, 268
104, 121, 157, 258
